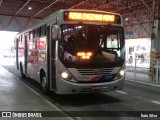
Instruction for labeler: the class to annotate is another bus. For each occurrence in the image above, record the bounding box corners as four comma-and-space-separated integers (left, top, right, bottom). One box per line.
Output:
15, 9, 125, 94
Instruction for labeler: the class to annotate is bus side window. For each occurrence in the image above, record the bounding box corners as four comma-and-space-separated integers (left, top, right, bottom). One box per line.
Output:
37, 37, 46, 50
29, 30, 36, 49
35, 25, 47, 50
18, 36, 20, 42
29, 31, 33, 50
35, 27, 40, 38
22, 34, 25, 46
25, 33, 29, 42
33, 30, 36, 49
29, 31, 33, 40
41, 25, 46, 37
35, 28, 41, 49
21, 35, 22, 42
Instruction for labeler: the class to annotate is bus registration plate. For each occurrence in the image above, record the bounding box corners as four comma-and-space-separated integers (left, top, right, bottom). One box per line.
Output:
104, 75, 113, 80
91, 86, 102, 90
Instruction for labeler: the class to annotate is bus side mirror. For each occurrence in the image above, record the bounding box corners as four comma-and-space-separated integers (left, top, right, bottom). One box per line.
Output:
51, 26, 60, 40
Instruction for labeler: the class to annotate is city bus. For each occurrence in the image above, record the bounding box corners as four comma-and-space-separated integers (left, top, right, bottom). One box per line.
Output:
15, 9, 125, 94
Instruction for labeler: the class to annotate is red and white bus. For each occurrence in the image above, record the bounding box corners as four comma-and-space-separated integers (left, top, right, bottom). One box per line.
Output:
15, 9, 125, 94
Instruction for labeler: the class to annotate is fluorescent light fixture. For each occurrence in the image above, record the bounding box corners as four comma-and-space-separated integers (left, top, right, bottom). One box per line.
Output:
28, 6, 32, 10
125, 18, 128, 21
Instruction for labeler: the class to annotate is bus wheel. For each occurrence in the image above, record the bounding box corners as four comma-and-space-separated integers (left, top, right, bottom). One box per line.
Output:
41, 74, 49, 94
20, 62, 26, 79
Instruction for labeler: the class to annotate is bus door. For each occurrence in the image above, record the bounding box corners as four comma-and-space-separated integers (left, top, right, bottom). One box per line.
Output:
48, 26, 57, 90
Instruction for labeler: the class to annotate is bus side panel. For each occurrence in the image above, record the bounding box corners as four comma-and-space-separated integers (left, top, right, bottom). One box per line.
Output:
27, 49, 37, 80
26, 36, 48, 82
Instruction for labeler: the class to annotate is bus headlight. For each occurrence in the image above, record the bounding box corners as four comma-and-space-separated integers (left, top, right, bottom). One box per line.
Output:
61, 72, 69, 79
114, 69, 125, 80
119, 69, 125, 76
60, 71, 73, 81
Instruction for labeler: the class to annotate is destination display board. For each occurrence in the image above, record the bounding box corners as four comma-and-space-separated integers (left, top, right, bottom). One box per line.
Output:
64, 11, 121, 24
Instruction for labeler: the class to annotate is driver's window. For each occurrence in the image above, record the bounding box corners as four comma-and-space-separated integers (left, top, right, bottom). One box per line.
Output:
106, 34, 120, 49
51, 27, 57, 40
62, 26, 75, 61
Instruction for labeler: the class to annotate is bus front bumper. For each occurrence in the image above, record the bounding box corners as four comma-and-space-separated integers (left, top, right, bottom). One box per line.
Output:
56, 76, 125, 94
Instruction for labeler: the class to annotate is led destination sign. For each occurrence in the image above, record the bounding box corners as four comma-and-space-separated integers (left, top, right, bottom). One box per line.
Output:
68, 12, 115, 22
64, 11, 121, 24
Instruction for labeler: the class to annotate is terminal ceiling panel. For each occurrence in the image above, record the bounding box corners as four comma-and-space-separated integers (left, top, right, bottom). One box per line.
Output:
0, 0, 158, 39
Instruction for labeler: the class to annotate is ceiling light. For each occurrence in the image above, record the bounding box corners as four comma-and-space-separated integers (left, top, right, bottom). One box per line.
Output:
125, 18, 128, 21
28, 6, 32, 10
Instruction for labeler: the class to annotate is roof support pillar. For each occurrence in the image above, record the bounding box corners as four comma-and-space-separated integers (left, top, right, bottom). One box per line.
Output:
150, 0, 160, 74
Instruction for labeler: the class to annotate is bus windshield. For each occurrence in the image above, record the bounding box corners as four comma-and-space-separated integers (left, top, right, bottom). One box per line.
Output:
59, 24, 124, 65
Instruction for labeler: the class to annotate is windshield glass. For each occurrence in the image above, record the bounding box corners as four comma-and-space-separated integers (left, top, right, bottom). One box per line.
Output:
59, 24, 125, 65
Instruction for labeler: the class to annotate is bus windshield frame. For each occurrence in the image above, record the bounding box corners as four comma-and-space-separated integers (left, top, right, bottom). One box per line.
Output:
59, 24, 125, 67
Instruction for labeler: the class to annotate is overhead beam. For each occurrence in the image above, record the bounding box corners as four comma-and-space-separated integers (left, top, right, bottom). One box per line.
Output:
31, 0, 51, 4
0, 0, 3, 29
94, 0, 116, 10
124, 21, 152, 27
3, 0, 31, 30
112, 1, 152, 13
68, 0, 89, 9
121, 1, 150, 36
139, 0, 153, 16
0, 0, 3, 6
15, 0, 31, 15
0, 13, 42, 19
31, 0, 60, 18
0, 16, 4, 29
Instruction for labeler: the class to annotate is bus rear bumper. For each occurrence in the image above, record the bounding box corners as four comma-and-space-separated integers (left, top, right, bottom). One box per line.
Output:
56, 76, 125, 95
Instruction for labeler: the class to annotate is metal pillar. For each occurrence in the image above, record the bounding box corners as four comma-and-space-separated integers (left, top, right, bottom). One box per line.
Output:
150, 0, 160, 76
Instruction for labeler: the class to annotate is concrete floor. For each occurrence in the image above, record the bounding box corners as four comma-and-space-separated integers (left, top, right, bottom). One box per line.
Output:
1, 58, 160, 120
0, 65, 72, 120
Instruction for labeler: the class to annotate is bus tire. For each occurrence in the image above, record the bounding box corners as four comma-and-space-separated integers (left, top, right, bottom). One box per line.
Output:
20, 62, 26, 79
41, 73, 49, 94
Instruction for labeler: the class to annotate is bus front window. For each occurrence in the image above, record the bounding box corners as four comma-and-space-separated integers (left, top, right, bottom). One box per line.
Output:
59, 25, 124, 64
